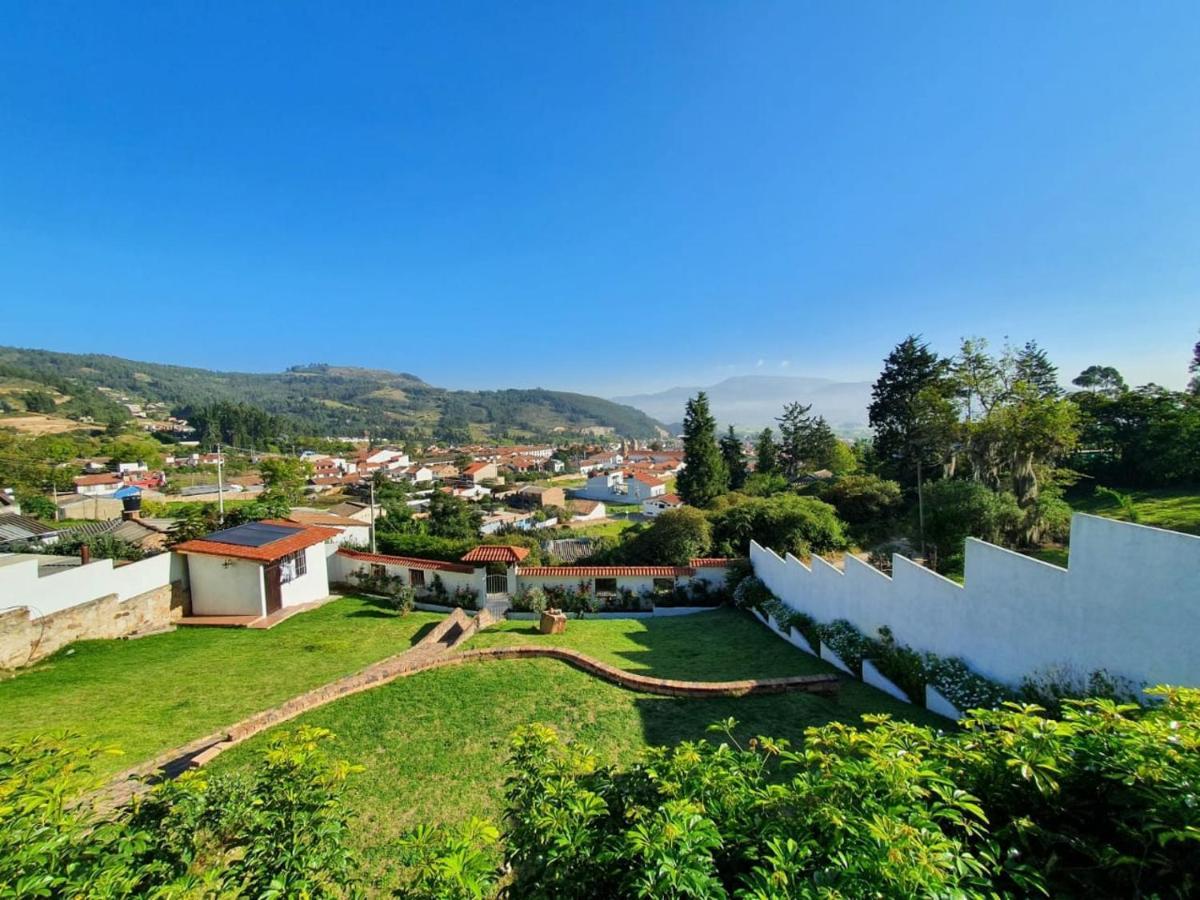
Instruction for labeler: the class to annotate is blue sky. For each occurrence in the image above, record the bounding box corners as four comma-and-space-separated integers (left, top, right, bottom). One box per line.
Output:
1, 2, 1198, 395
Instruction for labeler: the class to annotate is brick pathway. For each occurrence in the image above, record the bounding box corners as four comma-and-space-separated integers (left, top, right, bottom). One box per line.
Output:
92, 607, 837, 811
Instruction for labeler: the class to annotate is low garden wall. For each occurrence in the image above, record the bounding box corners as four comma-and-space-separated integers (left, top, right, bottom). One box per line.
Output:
0, 553, 190, 669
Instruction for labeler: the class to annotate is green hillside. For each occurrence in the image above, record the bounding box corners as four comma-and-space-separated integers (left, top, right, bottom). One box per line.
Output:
0, 347, 664, 440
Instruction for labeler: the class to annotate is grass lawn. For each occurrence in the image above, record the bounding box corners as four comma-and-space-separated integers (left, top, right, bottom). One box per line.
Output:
566, 518, 639, 539
1070, 485, 1200, 536
212, 609, 943, 889
0, 597, 442, 776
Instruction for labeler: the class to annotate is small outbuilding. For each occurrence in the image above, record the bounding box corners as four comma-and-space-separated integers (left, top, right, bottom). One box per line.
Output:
174, 520, 339, 619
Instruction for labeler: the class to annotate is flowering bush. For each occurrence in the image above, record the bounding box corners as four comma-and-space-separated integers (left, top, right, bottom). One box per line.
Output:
923, 654, 1011, 711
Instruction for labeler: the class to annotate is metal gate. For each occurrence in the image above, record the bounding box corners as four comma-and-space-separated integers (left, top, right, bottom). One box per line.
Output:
486, 574, 509, 595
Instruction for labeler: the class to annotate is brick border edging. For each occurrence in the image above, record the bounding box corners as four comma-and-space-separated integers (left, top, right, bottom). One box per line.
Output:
93, 609, 836, 809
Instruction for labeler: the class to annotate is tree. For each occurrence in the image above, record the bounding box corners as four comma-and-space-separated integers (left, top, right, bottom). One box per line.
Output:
1071, 365, 1127, 398
676, 392, 727, 507
1013, 340, 1061, 398
754, 428, 780, 476
1190, 332, 1200, 396
22, 390, 56, 413
953, 336, 1003, 421
920, 479, 1020, 573
426, 491, 482, 540
707, 493, 847, 558
258, 456, 314, 504
776, 403, 839, 479
627, 507, 712, 565
718, 427, 747, 490
816, 474, 902, 545
868, 336, 956, 487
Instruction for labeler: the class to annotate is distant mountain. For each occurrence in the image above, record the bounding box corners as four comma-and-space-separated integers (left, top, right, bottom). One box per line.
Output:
0, 347, 665, 440
613, 375, 873, 436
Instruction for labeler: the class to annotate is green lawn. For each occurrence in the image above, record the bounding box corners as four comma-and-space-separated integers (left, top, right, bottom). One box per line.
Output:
212, 609, 942, 889
0, 597, 441, 775
1071, 485, 1200, 536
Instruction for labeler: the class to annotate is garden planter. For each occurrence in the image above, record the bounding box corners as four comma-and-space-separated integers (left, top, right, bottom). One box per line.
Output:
925, 683, 965, 721
819, 642, 855, 675
539, 609, 567, 634
862, 659, 911, 703
753, 608, 769, 625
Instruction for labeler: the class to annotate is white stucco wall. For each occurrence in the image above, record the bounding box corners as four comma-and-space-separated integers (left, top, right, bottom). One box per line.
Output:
0, 552, 185, 618
331, 552, 487, 600
187, 555, 265, 617
751, 513, 1200, 689
279, 544, 330, 607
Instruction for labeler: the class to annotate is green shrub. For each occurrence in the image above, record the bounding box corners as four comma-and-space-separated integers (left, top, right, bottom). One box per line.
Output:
923, 654, 1011, 711
492, 690, 1200, 898
0, 727, 362, 897
1018, 663, 1139, 717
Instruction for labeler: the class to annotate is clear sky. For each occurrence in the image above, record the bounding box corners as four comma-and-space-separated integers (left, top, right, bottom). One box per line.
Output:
2, 2, 1198, 396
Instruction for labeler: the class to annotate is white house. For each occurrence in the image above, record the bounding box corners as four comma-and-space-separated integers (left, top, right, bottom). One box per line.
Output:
73, 473, 123, 496
573, 471, 627, 503
568, 499, 607, 521
284, 512, 372, 549
643, 493, 684, 517
174, 520, 339, 620
626, 474, 666, 503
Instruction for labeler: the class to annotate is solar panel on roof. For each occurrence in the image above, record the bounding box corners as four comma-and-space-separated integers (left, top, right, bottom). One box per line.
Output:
204, 522, 302, 547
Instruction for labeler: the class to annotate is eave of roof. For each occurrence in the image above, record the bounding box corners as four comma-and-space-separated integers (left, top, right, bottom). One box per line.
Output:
518, 565, 695, 577
337, 547, 476, 573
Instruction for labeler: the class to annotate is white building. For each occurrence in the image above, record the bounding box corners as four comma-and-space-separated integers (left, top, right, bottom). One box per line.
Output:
643, 493, 684, 517
174, 520, 339, 620
626, 474, 666, 503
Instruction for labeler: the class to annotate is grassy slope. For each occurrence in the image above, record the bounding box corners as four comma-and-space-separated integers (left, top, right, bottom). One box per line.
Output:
1020, 486, 1200, 568
212, 609, 942, 885
0, 598, 442, 775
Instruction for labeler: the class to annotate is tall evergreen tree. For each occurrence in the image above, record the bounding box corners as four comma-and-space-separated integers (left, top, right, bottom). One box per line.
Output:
868, 335, 956, 486
1189, 332, 1200, 396
1013, 340, 1061, 398
776, 403, 839, 479
719, 426, 748, 490
754, 428, 780, 476
677, 392, 728, 507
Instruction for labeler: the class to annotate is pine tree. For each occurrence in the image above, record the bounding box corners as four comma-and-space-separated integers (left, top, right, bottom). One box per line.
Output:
868, 335, 956, 486
1013, 340, 1061, 398
719, 426, 748, 490
677, 392, 728, 507
1189, 332, 1200, 396
754, 428, 780, 476
776, 403, 839, 479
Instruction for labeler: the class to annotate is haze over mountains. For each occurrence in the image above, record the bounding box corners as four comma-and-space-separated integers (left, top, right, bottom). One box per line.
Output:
613, 375, 873, 436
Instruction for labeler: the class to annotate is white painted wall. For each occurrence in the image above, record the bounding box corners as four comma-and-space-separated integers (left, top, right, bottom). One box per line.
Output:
280, 544, 330, 607
331, 552, 488, 600
187, 555, 265, 617
0, 552, 185, 619
751, 514, 1200, 689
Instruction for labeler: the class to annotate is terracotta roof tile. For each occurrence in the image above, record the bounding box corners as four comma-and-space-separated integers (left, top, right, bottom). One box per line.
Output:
689, 557, 736, 568
337, 547, 476, 573
461, 545, 530, 563
518, 565, 695, 577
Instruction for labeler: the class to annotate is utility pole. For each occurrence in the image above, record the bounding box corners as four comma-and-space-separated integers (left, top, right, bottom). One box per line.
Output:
369, 476, 377, 554
216, 443, 225, 524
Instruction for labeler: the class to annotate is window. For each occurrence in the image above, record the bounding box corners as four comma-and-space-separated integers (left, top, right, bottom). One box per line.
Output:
278, 550, 307, 584
409, 569, 425, 589
595, 578, 618, 595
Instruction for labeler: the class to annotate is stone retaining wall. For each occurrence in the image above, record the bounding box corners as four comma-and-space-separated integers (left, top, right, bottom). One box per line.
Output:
0, 581, 188, 670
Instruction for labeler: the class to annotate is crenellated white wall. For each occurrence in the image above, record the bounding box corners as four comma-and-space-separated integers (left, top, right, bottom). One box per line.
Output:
751, 514, 1200, 689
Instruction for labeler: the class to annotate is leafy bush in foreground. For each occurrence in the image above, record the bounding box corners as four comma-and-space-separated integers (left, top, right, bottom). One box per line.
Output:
0, 727, 362, 898
496, 691, 1200, 898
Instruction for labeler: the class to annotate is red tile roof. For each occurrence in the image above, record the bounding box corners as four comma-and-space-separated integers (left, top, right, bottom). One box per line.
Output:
173, 524, 340, 562
518, 565, 694, 577
651, 493, 683, 505
630, 473, 665, 486
74, 473, 121, 486
463, 462, 492, 475
689, 557, 736, 568
336, 547, 476, 573
461, 545, 530, 563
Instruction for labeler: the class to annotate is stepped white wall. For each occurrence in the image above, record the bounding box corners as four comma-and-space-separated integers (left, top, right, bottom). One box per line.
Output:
750, 513, 1200, 688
